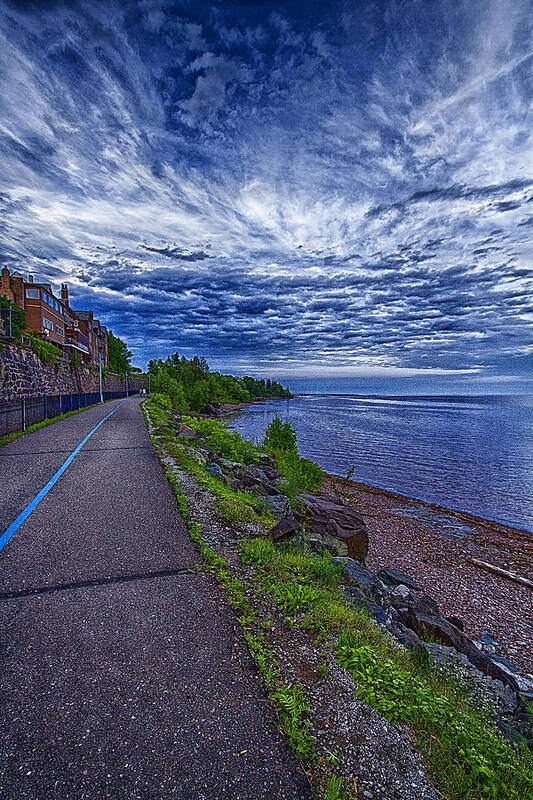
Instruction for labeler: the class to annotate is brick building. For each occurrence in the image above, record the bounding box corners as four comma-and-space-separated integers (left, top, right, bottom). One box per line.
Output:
1, 267, 109, 367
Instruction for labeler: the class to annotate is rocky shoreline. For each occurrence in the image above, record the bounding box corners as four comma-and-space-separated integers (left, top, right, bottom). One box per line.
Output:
219, 402, 532, 675
322, 474, 532, 676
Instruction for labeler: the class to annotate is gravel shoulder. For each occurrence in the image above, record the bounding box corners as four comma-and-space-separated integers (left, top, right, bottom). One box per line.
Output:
150, 414, 443, 800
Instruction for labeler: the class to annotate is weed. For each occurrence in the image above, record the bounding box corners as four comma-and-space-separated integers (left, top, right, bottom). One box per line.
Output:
325, 775, 354, 800
316, 662, 329, 679
271, 683, 315, 762
336, 635, 533, 800
182, 414, 258, 464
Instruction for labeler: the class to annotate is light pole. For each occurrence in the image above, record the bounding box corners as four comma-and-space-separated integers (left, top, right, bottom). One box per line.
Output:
148, 374, 151, 394
98, 352, 103, 403
125, 371, 129, 398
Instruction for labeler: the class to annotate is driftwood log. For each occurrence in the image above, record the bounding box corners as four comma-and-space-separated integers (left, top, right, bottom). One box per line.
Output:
470, 558, 533, 590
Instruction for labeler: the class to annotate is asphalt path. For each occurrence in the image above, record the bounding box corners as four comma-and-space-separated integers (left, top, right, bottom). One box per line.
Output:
0, 397, 311, 799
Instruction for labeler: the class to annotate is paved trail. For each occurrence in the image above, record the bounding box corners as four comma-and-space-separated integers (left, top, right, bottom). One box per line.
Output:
0, 397, 311, 799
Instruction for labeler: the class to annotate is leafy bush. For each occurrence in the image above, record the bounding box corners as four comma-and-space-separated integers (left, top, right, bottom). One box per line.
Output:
182, 415, 258, 464
26, 334, 62, 363
1, 295, 26, 339
261, 417, 323, 498
262, 416, 298, 452
152, 392, 174, 410
276, 449, 324, 499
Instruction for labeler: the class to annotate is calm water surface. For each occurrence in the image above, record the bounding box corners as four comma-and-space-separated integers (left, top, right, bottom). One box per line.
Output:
227, 395, 533, 532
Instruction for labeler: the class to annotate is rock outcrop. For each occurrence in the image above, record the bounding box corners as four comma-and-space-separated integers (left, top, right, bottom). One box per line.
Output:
301, 494, 369, 563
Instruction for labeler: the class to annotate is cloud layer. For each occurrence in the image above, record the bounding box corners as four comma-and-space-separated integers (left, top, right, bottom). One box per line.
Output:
0, 0, 531, 384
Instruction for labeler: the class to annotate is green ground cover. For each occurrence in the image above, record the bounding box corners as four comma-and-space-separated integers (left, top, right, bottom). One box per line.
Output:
144, 393, 533, 800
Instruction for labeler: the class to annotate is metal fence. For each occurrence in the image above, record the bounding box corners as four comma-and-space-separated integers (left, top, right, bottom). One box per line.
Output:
0, 390, 140, 437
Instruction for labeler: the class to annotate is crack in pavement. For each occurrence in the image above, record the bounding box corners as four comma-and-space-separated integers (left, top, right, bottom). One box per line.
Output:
0, 566, 197, 601
0, 446, 154, 457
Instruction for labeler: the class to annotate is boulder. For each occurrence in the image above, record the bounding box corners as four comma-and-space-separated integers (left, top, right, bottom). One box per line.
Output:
257, 452, 277, 469
341, 587, 389, 625
376, 568, 421, 592
332, 557, 389, 604
205, 463, 224, 479
270, 516, 300, 541
243, 465, 272, 483
416, 594, 440, 615
301, 494, 368, 563
445, 615, 464, 631
389, 621, 422, 650
247, 479, 281, 497
176, 424, 199, 441
217, 457, 241, 474
261, 495, 291, 518
304, 531, 349, 557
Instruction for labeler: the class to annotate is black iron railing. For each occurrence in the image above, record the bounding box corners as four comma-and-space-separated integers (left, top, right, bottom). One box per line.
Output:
0, 390, 140, 437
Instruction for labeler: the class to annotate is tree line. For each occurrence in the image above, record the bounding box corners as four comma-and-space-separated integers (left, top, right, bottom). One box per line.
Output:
147, 352, 292, 412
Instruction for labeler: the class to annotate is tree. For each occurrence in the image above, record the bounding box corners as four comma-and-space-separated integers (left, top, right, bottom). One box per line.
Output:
107, 330, 133, 375
0, 295, 26, 339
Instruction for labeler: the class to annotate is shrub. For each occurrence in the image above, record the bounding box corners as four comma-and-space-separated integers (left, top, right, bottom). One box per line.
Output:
0, 296, 26, 339
262, 415, 298, 452
336, 635, 533, 800
182, 415, 258, 464
26, 334, 62, 363
276, 449, 324, 499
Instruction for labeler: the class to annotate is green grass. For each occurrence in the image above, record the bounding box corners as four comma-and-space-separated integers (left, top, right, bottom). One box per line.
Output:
142, 398, 319, 776
239, 536, 533, 800
145, 397, 275, 528
144, 396, 533, 800
0, 401, 111, 448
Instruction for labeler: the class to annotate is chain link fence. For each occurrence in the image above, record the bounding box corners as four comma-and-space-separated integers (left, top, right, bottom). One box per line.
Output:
0, 390, 141, 437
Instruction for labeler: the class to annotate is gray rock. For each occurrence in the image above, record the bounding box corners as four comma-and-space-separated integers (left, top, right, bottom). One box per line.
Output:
248, 479, 281, 498
476, 633, 502, 651
416, 594, 440, 615
217, 457, 240, 474
257, 452, 277, 468
261, 494, 291, 518
332, 557, 389, 604
445, 615, 464, 631
305, 531, 348, 557
377, 568, 421, 592
243, 465, 272, 483
205, 463, 224, 479
270, 515, 300, 541
391, 584, 411, 601
176, 424, 199, 441
389, 621, 422, 650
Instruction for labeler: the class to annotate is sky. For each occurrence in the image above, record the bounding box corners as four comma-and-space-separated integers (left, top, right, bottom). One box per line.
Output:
0, 0, 532, 393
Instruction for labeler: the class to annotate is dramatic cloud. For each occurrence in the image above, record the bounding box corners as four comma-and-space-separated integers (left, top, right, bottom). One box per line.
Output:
0, 0, 531, 387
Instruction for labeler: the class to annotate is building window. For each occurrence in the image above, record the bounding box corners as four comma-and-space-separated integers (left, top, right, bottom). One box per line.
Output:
55, 325, 63, 335
43, 318, 54, 331
26, 288, 40, 299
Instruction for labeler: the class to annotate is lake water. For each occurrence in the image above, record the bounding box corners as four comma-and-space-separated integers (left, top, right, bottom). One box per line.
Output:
227, 395, 533, 532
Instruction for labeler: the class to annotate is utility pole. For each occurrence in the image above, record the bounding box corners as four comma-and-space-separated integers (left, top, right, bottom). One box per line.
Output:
148, 374, 151, 394
125, 371, 129, 397
99, 352, 103, 403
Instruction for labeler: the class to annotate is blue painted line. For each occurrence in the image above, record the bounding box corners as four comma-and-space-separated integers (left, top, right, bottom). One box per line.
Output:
0, 402, 124, 553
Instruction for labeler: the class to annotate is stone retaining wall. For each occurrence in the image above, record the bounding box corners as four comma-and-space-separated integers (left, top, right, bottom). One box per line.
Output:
0, 341, 146, 401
